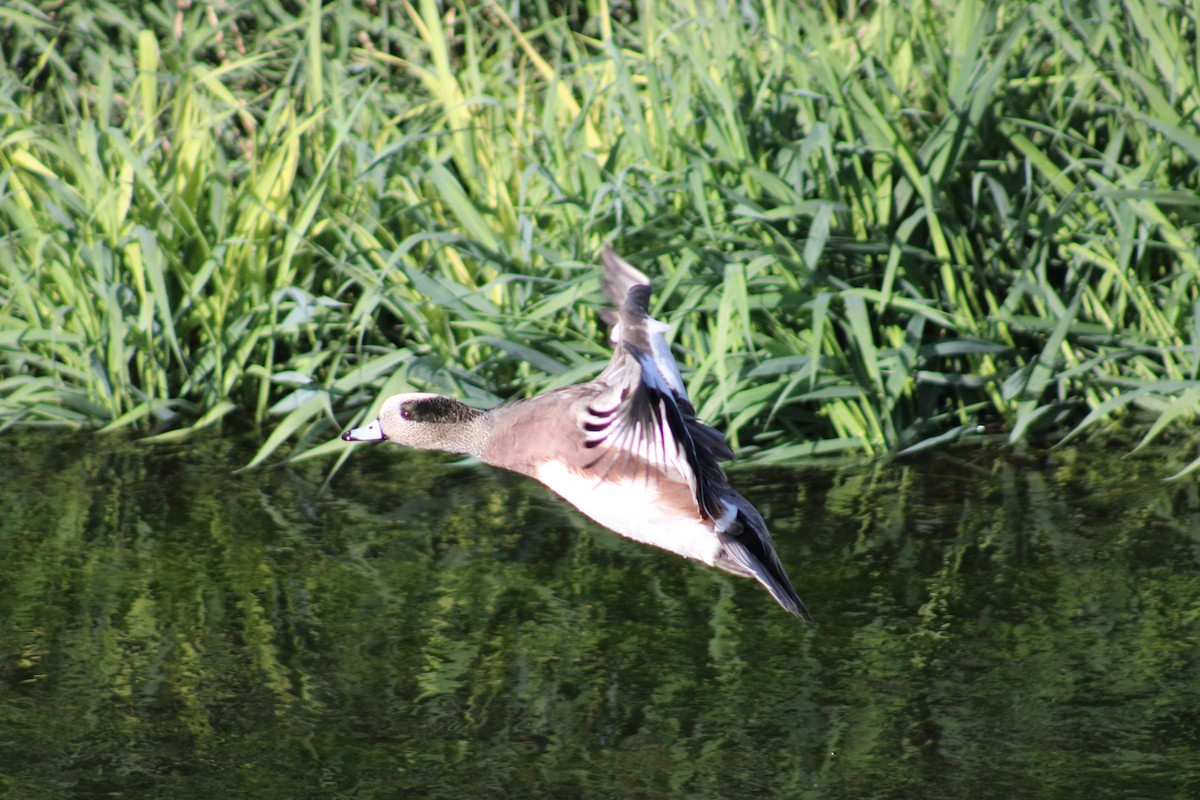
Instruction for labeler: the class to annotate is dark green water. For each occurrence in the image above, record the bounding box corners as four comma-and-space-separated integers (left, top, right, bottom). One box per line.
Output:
1, 432, 1198, 799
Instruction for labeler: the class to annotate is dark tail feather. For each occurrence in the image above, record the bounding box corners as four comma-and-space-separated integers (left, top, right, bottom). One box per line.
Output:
715, 501, 813, 622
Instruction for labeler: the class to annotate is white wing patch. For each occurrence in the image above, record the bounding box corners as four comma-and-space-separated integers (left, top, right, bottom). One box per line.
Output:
643, 317, 687, 400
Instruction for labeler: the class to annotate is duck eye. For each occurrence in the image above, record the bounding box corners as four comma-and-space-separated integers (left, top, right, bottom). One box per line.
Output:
399, 403, 413, 420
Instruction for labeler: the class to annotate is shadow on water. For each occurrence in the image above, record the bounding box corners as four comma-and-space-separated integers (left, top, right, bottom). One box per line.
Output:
1, 431, 1198, 799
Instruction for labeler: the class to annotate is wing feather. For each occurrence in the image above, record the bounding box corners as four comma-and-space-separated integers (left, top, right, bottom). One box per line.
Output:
584, 342, 732, 522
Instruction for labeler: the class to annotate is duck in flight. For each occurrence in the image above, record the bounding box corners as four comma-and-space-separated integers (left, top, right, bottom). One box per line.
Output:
342, 246, 811, 619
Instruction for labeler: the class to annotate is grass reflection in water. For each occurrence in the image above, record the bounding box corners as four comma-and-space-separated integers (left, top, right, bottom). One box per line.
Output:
1, 432, 1197, 799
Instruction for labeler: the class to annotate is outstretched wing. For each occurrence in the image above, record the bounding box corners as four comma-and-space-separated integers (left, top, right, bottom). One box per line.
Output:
586, 249, 734, 522
599, 245, 689, 403
584, 246, 811, 620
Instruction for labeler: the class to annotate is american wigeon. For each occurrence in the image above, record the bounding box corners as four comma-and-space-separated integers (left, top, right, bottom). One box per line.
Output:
343, 246, 810, 619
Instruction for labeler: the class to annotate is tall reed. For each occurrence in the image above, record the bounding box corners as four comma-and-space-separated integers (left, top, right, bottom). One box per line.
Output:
1, 1, 1197, 468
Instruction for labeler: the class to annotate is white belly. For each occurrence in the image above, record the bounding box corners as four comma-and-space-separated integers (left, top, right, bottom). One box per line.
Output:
534, 461, 724, 565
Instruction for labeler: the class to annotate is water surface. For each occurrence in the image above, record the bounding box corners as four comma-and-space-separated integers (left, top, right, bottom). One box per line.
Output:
1, 432, 1198, 798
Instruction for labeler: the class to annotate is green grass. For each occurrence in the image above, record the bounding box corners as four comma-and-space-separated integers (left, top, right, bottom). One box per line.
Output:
1, 0, 1199, 470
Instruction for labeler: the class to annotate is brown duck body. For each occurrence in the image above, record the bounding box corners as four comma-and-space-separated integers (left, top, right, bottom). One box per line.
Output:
343, 247, 810, 620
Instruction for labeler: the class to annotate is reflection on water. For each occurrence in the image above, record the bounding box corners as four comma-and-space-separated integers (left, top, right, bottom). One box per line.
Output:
1, 432, 1198, 798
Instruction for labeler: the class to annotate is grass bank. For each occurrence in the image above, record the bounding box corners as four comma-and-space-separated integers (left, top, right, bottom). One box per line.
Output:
2, 0, 1198, 470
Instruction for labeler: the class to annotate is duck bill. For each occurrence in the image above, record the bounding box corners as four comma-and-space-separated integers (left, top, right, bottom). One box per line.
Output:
341, 418, 386, 442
